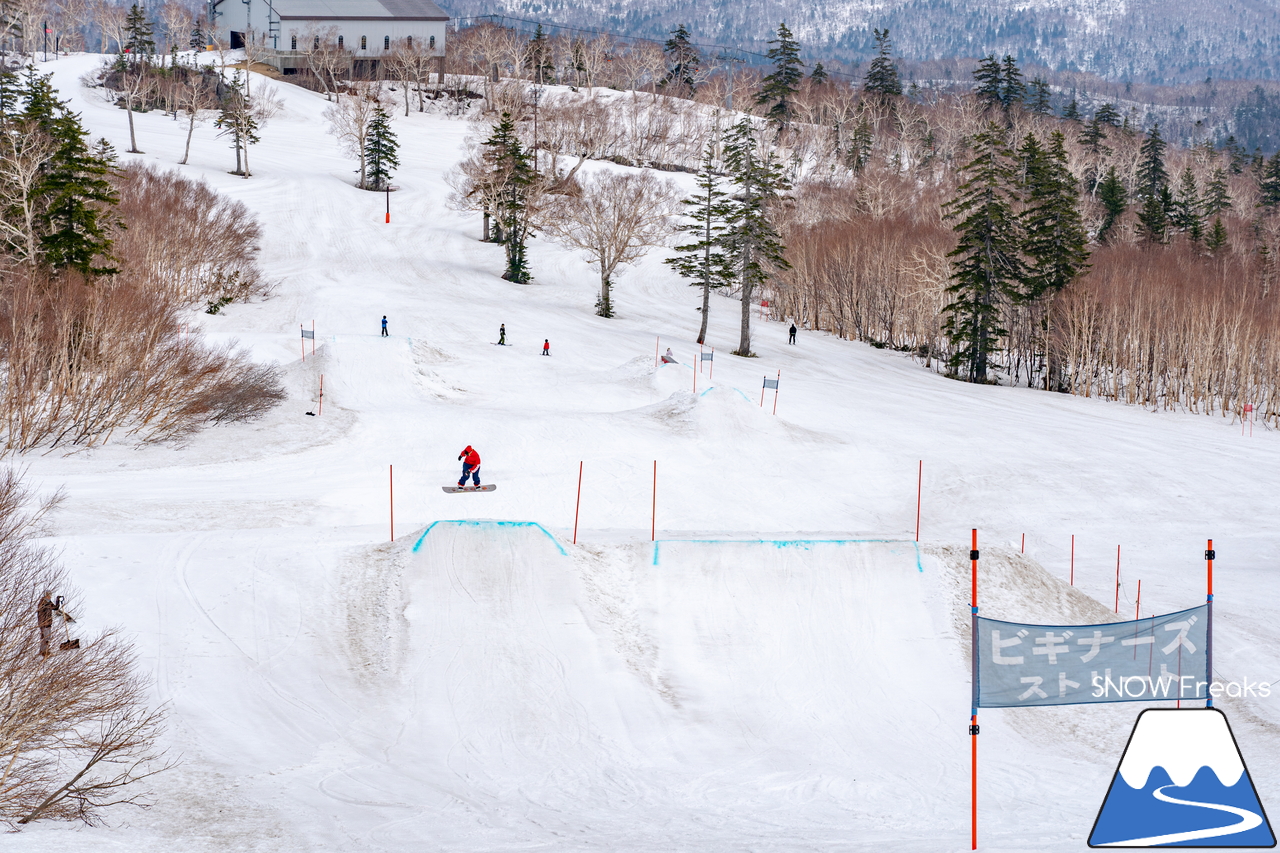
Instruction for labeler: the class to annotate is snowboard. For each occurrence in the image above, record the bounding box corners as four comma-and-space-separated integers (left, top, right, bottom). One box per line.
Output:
442, 484, 497, 493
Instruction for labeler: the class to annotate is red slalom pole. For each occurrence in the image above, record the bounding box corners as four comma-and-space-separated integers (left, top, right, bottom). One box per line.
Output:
655, 336, 659, 368
572, 461, 583, 545
1070, 534, 1075, 586
651, 460, 657, 541
389, 465, 394, 542
1021, 533, 1025, 553
914, 460, 922, 542
970, 527, 979, 851
300, 324, 305, 362
772, 370, 780, 415
1115, 545, 1121, 613
709, 347, 714, 380
1136, 579, 1141, 620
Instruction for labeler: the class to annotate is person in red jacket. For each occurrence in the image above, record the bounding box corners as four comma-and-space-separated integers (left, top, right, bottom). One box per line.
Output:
542, 339, 550, 356
457, 445, 481, 488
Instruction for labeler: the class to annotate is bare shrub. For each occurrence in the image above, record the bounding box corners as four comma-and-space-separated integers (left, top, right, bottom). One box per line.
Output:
0, 470, 174, 827
0, 266, 285, 452
111, 162, 267, 306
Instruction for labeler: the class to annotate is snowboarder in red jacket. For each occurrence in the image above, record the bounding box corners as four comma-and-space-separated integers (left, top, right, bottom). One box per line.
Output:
458, 445, 481, 487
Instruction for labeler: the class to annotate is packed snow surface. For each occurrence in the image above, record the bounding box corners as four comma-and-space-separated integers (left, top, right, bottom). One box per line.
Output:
11, 54, 1280, 852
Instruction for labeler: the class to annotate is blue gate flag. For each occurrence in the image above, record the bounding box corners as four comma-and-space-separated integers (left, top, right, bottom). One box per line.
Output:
976, 605, 1208, 708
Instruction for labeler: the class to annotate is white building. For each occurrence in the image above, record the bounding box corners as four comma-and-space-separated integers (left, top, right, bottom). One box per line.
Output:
210, 0, 448, 74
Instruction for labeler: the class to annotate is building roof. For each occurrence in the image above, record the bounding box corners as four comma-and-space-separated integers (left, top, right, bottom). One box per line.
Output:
273, 0, 448, 21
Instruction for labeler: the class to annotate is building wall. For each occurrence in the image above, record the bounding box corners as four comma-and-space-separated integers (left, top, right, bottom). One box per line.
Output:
278, 19, 446, 56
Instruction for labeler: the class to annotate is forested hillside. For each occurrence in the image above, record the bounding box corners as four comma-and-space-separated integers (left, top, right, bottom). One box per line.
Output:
439, 0, 1280, 84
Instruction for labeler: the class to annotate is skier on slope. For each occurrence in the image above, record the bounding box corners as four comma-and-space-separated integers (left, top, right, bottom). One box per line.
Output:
457, 445, 482, 488
542, 339, 550, 356
661, 347, 677, 364
498, 324, 506, 345
381, 316, 389, 337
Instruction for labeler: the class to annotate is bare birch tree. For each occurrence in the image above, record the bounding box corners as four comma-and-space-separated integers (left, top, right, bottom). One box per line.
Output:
543, 171, 678, 317
324, 82, 384, 188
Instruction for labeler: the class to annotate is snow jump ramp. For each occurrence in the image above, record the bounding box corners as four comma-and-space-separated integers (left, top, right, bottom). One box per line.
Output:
387, 521, 967, 845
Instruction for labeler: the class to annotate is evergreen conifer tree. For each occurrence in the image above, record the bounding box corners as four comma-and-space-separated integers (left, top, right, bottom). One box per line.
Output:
124, 4, 156, 64
482, 113, 537, 284
1259, 152, 1280, 209
214, 71, 260, 177
1171, 167, 1203, 242
1203, 167, 1232, 216
1136, 124, 1169, 201
756, 23, 803, 129
942, 122, 1026, 383
721, 117, 790, 356
1205, 217, 1228, 253
972, 55, 1003, 111
18, 72, 118, 275
1020, 131, 1089, 300
662, 25, 701, 97
1137, 187, 1170, 243
665, 143, 735, 344
526, 25, 554, 84
1096, 166, 1127, 243
364, 106, 399, 191
846, 112, 873, 171
1027, 77, 1051, 114
863, 29, 902, 98
810, 62, 828, 85
1094, 103, 1121, 127
1062, 99, 1080, 120
999, 55, 1025, 110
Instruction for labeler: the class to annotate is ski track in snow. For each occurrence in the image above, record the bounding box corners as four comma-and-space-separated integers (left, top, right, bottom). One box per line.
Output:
8, 53, 1280, 852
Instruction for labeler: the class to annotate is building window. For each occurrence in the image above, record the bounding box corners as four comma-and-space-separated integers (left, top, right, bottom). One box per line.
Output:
291, 35, 297, 49
337, 35, 343, 47
429, 35, 435, 50
314, 36, 319, 49
361, 35, 367, 49
384, 35, 390, 49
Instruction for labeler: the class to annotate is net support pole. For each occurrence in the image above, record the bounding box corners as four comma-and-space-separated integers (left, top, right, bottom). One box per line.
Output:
572, 461, 583, 545
311, 320, 316, 355
970, 528, 979, 851
301, 324, 305, 362
772, 370, 780, 415
1206, 538, 1214, 707
914, 460, 922, 542
1135, 579, 1141, 620
1115, 545, 1121, 613
389, 464, 394, 542
709, 347, 714, 380
655, 337, 659, 368
651, 460, 656, 542
385, 185, 390, 223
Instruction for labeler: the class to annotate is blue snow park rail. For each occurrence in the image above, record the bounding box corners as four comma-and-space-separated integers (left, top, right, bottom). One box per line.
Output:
411, 519, 568, 555
651, 538, 923, 571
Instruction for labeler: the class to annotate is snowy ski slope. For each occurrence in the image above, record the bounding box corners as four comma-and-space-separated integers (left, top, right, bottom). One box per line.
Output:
9, 53, 1280, 852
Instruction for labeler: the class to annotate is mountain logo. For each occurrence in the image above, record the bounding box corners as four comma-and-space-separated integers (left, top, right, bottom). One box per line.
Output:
1090, 708, 1275, 847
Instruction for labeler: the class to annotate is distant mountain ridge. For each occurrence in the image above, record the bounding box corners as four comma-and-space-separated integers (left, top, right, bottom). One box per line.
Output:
439, 0, 1280, 84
